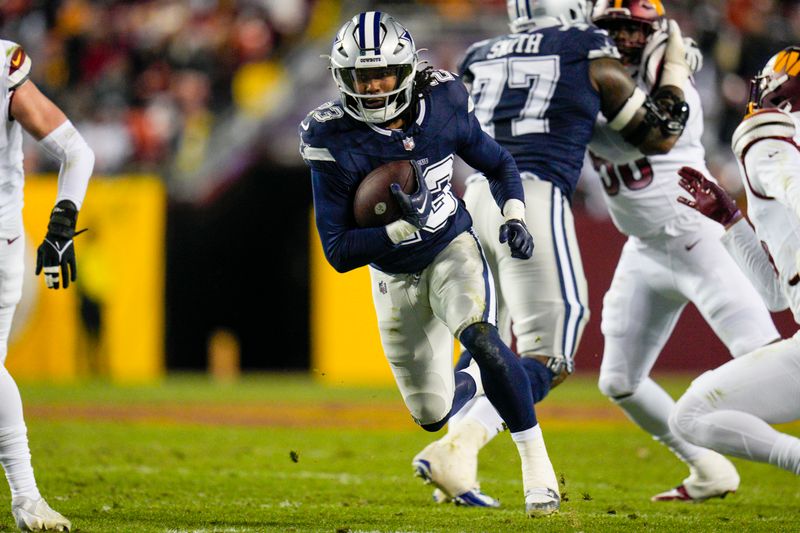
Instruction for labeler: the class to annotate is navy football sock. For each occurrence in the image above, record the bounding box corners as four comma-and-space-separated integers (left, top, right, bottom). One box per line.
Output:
459, 323, 536, 432
420, 370, 477, 432
521, 357, 556, 404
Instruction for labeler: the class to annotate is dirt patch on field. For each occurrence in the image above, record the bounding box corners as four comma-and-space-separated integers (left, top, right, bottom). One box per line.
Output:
25, 401, 629, 431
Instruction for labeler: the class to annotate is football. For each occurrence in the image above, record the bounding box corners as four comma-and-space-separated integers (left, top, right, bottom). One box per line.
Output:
353, 160, 416, 227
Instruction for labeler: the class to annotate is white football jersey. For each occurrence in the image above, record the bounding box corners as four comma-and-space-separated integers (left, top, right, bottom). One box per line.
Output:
733, 109, 800, 322
0, 40, 30, 238
588, 34, 710, 238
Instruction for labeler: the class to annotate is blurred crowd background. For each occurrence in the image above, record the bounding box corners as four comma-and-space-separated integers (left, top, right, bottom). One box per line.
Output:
1, 0, 799, 372
5, 0, 800, 202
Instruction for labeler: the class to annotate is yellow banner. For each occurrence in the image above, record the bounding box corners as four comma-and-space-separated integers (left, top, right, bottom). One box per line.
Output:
8, 175, 165, 383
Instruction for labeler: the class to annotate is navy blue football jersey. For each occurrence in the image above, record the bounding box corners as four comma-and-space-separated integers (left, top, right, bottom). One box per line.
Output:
300, 71, 523, 274
460, 23, 619, 200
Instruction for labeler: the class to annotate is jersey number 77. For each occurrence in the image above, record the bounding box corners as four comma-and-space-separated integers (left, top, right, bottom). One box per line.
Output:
469, 56, 560, 137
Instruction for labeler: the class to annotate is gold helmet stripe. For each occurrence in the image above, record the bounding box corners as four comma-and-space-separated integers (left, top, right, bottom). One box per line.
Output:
612, 0, 665, 15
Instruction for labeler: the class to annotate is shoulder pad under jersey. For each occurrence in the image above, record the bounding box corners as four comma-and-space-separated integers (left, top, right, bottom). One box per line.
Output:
2, 42, 31, 90
732, 109, 796, 160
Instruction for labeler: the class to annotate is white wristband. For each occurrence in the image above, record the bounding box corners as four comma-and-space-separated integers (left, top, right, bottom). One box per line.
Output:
385, 219, 419, 244
608, 87, 647, 131
502, 199, 526, 223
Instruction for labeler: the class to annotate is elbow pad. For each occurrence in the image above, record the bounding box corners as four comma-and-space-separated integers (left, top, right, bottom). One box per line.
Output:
624, 88, 689, 144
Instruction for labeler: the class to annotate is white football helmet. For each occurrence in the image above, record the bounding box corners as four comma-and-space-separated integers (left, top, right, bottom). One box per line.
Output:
507, 0, 593, 32
329, 12, 418, 124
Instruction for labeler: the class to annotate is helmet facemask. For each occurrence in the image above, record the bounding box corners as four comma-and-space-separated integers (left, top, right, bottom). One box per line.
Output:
593, 0, 666, 66
597, 19, 654, 66
329, 12, 419, 124
748, 46, 800, 114
333, 63, 416, 124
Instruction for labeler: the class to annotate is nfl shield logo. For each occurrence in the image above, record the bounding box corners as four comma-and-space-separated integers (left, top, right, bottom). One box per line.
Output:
402, 137, 415, 151
379, 280, 387, 294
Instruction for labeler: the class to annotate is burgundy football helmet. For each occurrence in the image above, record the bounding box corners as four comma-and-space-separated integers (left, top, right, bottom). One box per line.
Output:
748, 46, 800, 114
593, 0, 666, 66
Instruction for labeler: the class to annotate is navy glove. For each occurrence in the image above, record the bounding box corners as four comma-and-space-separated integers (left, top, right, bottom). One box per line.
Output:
35, 200, 84, 289
499, 219, 534, 259
677, 166, 742, 227
391, 160, 432, 229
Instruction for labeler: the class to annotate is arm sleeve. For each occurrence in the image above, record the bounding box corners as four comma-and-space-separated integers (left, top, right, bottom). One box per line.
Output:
719, 218, 788, 312
745, 138, 800, 220
310, 163, 397, 273
456, 90, 524, 209
38, 120, 95, 210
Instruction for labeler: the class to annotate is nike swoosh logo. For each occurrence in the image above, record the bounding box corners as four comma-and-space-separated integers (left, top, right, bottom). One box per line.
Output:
300, 120, 310, 131
768, 151, 780, 158
416, 193, 429, 214
6, 235, 19, 245
10, 52, 21, 68
685, 239, 700, 251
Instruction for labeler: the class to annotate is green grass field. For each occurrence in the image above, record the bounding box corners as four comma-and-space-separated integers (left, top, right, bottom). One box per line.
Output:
5, 373, 799, 532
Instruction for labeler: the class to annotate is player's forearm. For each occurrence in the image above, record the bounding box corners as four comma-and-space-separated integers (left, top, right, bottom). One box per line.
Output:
720, 219, 788, 312
39, 120, 95, 210
318, 225, 395, 273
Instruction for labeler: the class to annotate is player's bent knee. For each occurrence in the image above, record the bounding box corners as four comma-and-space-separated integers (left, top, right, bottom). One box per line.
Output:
668, 402, 695, 444
405, 391, 451, 429
597, 372, 636, 400
669, 391, 705, 444
420, 418, 448, 432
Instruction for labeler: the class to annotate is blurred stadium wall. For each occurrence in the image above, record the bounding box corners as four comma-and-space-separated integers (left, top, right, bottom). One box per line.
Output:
2, 1, 798, 382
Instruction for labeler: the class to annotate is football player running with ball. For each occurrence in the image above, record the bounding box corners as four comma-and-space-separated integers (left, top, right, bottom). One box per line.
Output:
300, 11, 561, 517
587, 0, 781, 502
412, 0, 696, 508
0, 41, 95, 531
669, 45, 800, 479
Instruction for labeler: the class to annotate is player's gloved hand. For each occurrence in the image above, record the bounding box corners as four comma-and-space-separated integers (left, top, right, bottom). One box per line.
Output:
391, 160, 431, 229
677, 166, 743, 227
683, 37, 703, 74
499, 219, 534, 259
35, 200, 84, 289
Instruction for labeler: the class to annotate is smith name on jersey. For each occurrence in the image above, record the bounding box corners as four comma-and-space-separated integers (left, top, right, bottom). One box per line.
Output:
459, 24, 619, 200
300, 71, 523, 274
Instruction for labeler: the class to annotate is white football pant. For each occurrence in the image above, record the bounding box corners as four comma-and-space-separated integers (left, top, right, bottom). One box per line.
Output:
598, 217, 779, 464
670, 331, 800, 474
370, 230, 495, 426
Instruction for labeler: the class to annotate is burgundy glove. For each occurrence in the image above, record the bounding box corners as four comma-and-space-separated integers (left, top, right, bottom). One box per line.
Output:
677, 166, 743, 227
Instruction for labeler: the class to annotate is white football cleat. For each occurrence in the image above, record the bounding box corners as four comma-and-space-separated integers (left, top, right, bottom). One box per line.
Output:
412, 435, 499, 508
651, 451, 740, 502
11, 497, 71, 531
525, 487, 560, 517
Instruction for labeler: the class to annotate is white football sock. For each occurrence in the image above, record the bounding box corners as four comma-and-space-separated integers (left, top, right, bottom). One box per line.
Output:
460, 394, 505, 436
511, 425, 558, 493
0, 366, 39, 501
615, 378, 707, 464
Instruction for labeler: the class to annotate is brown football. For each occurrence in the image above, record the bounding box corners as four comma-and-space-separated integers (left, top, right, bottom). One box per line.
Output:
353, 160, 416, 227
